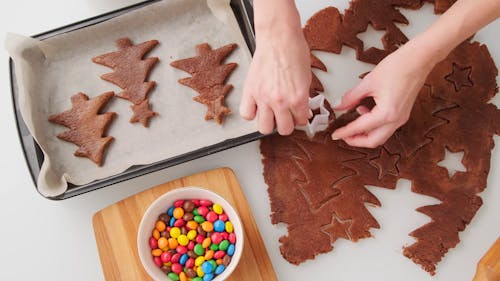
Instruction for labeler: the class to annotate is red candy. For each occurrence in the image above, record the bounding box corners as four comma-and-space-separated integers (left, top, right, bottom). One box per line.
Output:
211, 233, 223, 244
174, 200, 184, 208
228, 233, 236, 244
197, 206, 209, 216
154, 256, 162, 267
214, 250, 226, 259
186, 257, 195, 268
221, 232, 228, 240
176, 245, 188, 254
174, 219, 186, 227
171, 253, 181, 263
192, 199, 200, 206
195, 234, 205, 244
218, 213, 228, 222
200, 199, 212, 206
187, 241, 195, 250
171, 263, 183, 274
206, 211, 218, 222
161, 251, 172, 263
149, 237, 158, 249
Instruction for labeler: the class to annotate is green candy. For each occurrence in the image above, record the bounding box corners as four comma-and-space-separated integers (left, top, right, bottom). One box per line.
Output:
194, 243, 205, 256
219, 239, 230, 251
209, 259, 217, 270
193, 208, 200, 216
193, 277, 203, 281
210, 243, 219, 251
167, 272, 179, 281
194, 215, 205, 223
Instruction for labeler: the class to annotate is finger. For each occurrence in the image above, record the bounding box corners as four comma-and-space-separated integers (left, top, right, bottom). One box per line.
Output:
239, 90, 257, 120
334, 80, 371, 110
257, 104, 275, 135
331, 106, 386, 140
274, 107, 295, 135
356, 105, 371, 115
290, 97, 310, 126
343, 123, 395, 148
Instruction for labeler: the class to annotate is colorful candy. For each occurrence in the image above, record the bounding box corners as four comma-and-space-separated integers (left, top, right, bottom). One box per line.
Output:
149, 199, 237, 280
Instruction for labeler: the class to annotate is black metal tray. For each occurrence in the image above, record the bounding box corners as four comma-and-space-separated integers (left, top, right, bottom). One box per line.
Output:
9, 0, 260, 200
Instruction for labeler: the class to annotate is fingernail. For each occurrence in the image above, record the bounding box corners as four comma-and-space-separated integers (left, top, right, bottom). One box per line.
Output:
331, 134, 339, 140
308, 109, 313, 118
356, 106, 364, 115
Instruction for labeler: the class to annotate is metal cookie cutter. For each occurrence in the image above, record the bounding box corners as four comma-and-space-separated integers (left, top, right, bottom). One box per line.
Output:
296, 94, 331, 138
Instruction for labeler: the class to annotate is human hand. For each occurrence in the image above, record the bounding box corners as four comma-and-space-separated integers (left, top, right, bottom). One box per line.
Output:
239, 12, 311, 135
331, 41, 437, 148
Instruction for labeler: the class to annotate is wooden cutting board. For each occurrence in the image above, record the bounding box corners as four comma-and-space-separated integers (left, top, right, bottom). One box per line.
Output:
473, 236, 500, 281
93, 167, 277, 281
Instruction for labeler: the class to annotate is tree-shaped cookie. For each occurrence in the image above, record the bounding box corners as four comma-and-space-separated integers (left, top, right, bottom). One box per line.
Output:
48, 92, 116, 166
170, 43, 238, 124
92, 38, 159, 127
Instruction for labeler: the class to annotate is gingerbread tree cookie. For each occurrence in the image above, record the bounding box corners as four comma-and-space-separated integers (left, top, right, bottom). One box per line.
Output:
170, 43, 238, 124
48, 92, 116, 166
92, 38, 159, 127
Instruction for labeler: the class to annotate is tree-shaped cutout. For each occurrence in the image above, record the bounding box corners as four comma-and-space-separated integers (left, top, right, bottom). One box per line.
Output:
92, 38, 159, 127
170, 43, 238, 124
48, 92, 116, 166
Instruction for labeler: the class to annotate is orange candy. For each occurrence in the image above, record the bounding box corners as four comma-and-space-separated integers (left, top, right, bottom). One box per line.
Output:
186, 220, 198, 230
202, 237, 212, 248
157, 237, 168, 249
204, 250, 214, 260
155, 220, 166, 232
168, 237, 178, 249
173, 207, 185, 219
152, 229, 160, 240
201, 221, 213, 232
152, 249, 163, 257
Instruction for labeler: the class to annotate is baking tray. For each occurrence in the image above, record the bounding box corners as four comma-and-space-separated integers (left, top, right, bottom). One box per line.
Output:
9, 0, 261, 200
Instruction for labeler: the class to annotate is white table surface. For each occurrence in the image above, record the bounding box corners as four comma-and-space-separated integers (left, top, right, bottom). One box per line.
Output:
1, 1, 499, 281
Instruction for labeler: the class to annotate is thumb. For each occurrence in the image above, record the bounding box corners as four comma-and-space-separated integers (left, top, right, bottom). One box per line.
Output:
334, 81, 370, 111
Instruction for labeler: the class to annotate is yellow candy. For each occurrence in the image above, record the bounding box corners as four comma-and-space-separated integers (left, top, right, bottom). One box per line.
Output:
202, 237, 212, 249
201, 221, 214, 232
195, 256, 205, 267
157, 237, 168, 249
170, 227, 181, 238
151, 249, 163, 257
173, 207, 184, 219
213, 203, 223, 215
155, 220, 166, 232
196, 266, 205, 277
187, 230, 197, 241
225, 221, 233, 233
177, 234, 189, 246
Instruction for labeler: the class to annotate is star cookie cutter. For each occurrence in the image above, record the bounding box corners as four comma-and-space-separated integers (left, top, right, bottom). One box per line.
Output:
296, 94, 331, 138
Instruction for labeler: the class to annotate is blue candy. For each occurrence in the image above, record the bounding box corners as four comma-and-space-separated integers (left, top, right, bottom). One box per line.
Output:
169, 216, 176, 227
203, 273, 214, 281
167, 206, 175, 216
213, 220, 225, 232
202, 261, 214, 273
227, 244, 235, 256
215, 264, 226, 275
179, 253, 189, 266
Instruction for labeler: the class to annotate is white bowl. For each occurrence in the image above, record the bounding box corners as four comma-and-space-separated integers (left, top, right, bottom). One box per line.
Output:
138, 186, 244, 281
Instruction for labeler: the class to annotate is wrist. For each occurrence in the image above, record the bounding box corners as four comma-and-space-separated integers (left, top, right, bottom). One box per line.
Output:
253, 0, 302, 40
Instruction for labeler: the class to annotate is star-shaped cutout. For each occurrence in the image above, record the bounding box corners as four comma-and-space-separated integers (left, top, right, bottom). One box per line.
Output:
296, 94, 331, 138
130, 99, 158, 127
445, 63, 473, 92
437, 148, 467, 178
369, 147, 400, 179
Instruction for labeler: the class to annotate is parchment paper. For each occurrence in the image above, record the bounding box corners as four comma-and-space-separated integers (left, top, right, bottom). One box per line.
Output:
6, 0, 256, 197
